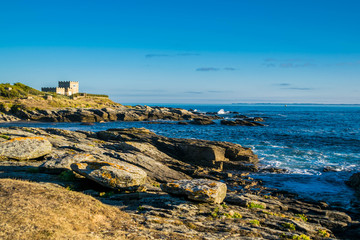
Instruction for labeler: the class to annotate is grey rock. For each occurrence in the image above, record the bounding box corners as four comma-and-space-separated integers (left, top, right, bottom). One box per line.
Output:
40, 153, 96, 173
0, 137, 52, 160
71, 159, 147, 190
161, 179, 227, 204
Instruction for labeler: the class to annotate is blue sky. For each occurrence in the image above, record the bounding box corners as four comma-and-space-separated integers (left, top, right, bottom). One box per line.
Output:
0, 0, 359, 104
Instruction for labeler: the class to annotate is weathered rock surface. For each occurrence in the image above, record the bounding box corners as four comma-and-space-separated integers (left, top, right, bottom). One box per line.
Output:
97, 127, 259, 172
161, 179, 227, 204
39, 153, 96, 173
71, 159, 147, 190
0, 137, 52, 160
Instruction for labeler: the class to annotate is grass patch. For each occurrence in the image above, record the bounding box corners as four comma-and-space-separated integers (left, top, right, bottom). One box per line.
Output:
292, 234, 311, 240
282, 222, 296, 231
247, 202, 265, 209
295, 214, 308, 222
249, 219, 260, 226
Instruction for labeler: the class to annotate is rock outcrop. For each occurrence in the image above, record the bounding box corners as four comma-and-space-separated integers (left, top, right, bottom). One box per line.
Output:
97, 127, 259, 172
0, 137, 52, 160
161, 179, 227, 204
4, 105, 219, 123
0, 126, 357, 239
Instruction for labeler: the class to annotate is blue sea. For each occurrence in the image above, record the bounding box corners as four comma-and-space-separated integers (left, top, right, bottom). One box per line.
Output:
1, 104, 360, 209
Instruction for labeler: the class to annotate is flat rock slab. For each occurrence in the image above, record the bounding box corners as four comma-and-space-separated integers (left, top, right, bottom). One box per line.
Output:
161, 179, 227, 204
71, 160, 147, 190
40, 153, 96, 173
0, 137, 52, 161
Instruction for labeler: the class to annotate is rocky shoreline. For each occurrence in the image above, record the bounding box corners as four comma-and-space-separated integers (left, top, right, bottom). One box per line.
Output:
0, 126, 359, 239
0, 105, 269, 128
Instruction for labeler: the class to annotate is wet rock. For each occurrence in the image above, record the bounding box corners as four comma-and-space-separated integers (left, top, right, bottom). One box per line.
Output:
177, 121, 189, 125
346, 172, 360, 191
190, 118, 215, 125
71, 160, 147, 190
161, 179, 227, 204
322, 166, 339, 172
40, 153, 96, 173
221, 119, 264, 126
0, 137, 52, 160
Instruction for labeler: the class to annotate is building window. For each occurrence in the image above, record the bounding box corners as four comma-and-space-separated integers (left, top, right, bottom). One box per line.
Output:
73, 85, 76, 87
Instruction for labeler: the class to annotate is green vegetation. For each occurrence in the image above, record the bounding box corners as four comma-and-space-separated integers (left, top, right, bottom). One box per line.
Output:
137, 206, 145, 211
0, 83, 42, 99
295, 214, 308, 222
0, 134, 10, 140
247, 202, 265, 209
317, 229, 330, 238
249, 219, 260, 226
282, 222, 296, 231
292, 234, 311, 240
211, 207, 220, 218
58, 171, 76, 181
223, 211, 242, 219
221, 203, 228, 209
0, 82, 121, 112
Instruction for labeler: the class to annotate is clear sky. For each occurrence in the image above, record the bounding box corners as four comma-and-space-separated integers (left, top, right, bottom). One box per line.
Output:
0, 0, 359, 104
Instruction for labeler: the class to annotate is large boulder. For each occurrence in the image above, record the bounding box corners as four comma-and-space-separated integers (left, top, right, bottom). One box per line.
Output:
71, 160, 147, 190
0, 137, 52, 160
40, 153, 96, 173
161, 179, 227, 204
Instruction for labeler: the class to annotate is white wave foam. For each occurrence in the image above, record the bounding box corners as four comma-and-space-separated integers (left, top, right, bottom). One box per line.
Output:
217, 109, 229, 114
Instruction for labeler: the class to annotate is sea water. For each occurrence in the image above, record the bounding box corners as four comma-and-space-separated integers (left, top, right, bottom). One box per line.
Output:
1, 104, 360, 208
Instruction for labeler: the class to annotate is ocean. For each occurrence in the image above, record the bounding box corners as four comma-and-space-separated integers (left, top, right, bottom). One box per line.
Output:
1, 104, 360, 209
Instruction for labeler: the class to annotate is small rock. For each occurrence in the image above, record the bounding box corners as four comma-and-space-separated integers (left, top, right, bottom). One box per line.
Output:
71, 160, 147, 190
0, 137, 52, 160
161, 179, 227, 204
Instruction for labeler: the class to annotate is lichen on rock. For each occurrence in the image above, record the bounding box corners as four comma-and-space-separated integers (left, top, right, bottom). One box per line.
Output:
0, 136, 52, 160
161, 179, 227, 204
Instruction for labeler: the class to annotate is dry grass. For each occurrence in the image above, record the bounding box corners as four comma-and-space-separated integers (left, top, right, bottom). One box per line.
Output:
0, 179, 135, 240
0, 95, 122, 111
